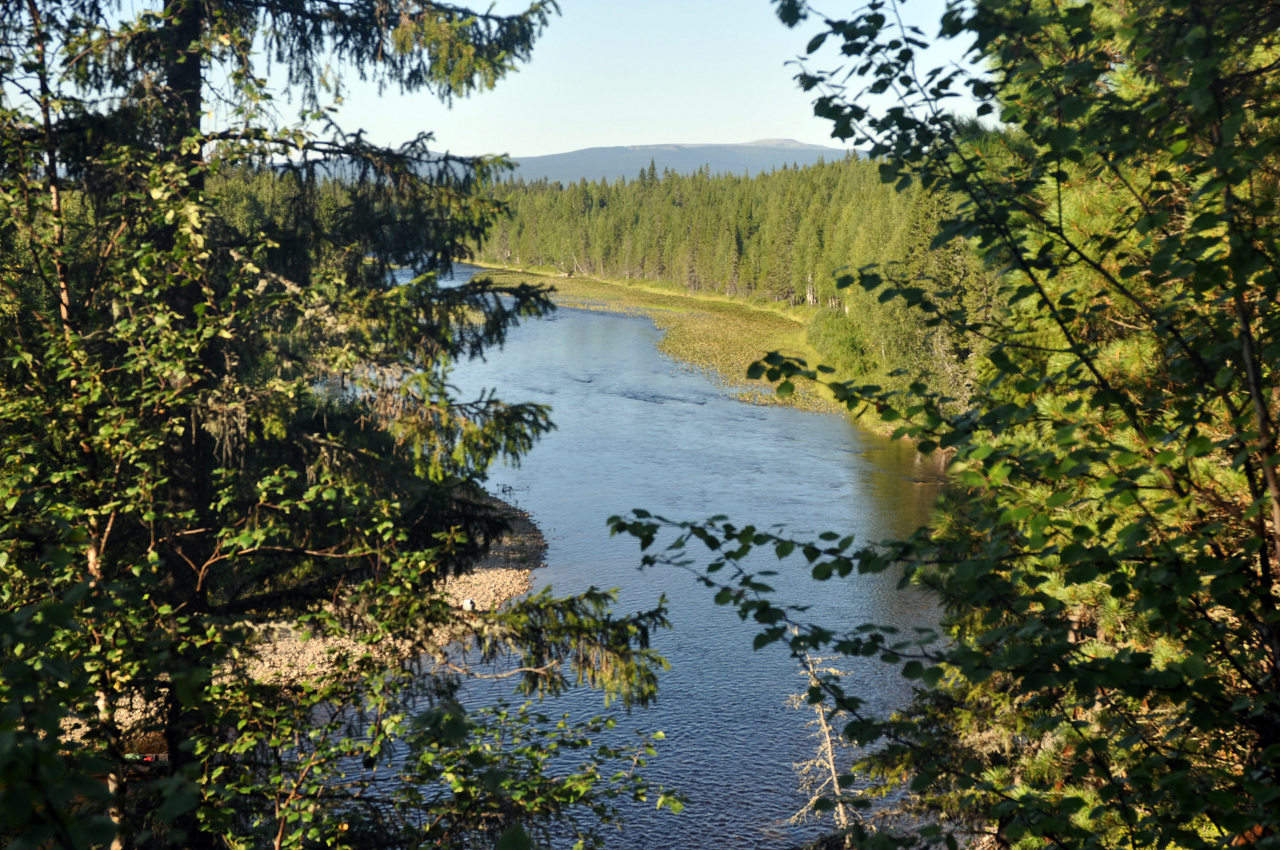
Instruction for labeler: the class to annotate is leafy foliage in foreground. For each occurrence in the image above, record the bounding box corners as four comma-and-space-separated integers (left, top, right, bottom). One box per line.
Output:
0, 2, 673, 847
616, 0, 1280, 847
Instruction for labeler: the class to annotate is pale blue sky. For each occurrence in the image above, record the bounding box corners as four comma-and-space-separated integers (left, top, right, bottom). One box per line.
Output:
323, 0, 969, 158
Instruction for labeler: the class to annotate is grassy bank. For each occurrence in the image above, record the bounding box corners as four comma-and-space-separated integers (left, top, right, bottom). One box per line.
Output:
475, 265, 845, 413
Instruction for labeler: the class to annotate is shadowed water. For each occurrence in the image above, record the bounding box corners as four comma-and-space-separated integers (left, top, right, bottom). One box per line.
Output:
444, 264, 942, 848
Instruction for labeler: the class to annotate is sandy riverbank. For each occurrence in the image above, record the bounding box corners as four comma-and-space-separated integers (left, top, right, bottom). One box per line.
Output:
243, 497, 547, 683
71, 498, 547, 749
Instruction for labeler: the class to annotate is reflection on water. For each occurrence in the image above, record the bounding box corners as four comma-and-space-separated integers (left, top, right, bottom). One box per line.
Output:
445, 264, 942, 849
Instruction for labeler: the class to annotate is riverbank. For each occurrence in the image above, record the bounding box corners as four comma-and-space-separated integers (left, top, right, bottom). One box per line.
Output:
244, 496, 546, 683
79, 497, 546, 752
474, 264, 847, 414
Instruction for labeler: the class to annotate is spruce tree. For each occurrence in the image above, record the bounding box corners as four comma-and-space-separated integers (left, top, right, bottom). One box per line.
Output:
0, 2, 672, 846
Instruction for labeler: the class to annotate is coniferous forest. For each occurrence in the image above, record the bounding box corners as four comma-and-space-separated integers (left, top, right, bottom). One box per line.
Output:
474, 157, 996, 400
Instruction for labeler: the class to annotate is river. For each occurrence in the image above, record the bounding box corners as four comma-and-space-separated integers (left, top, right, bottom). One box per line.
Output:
444, 264, 941, 848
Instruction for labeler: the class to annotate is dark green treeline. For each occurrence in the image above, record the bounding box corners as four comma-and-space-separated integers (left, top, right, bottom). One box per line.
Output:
475, 158, 996, 398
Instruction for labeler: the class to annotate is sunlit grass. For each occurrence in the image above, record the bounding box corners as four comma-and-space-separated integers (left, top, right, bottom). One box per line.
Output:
476, 267, 841, 412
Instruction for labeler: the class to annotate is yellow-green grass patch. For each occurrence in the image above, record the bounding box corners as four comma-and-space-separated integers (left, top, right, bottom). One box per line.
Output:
476, 267, 840, 412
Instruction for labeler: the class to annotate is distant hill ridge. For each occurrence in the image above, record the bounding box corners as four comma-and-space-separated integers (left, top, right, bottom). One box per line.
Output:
509, 139, 851, 184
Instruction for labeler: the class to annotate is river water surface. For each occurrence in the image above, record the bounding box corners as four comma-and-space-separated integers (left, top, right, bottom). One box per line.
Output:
445, 264, 941, 848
